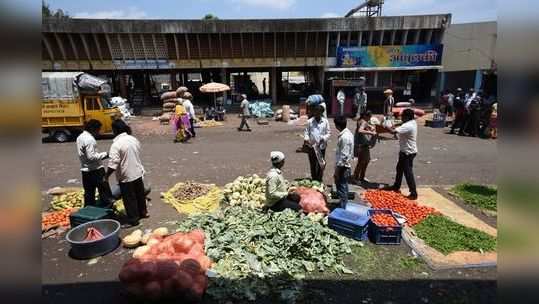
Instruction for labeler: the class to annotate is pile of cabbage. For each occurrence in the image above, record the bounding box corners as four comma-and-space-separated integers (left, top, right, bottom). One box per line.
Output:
223, 175, 266, 209
177, 207, 355, 302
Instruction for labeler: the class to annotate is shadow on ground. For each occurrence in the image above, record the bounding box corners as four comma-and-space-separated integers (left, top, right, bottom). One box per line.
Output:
43, 277, 496, 304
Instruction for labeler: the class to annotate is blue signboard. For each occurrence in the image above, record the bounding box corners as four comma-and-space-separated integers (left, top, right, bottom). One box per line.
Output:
336, 44, 443, 68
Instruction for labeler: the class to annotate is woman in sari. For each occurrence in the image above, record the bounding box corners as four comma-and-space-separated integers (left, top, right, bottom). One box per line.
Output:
173, 101, 192, 143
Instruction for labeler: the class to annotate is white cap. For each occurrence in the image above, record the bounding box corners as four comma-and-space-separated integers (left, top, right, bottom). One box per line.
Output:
241, 94, 247, 99
270, 151, 285, 163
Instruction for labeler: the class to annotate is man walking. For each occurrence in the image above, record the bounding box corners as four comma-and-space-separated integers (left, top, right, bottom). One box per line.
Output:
354, 87, 368, 118
76, 119, 113, 207
106, 120, 147, 227
304, 104, 331, 182
334, 116, 354, 208
262, 77, 267, 96
238, 94, 252, 132
385, 109, 418, 200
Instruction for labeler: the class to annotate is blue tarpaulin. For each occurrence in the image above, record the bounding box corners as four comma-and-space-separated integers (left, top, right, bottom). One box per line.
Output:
306, 94, 325, 106
249, 101, 274, 118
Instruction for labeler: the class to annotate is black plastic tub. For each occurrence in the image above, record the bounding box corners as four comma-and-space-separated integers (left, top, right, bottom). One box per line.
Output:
65, 219, 121, 259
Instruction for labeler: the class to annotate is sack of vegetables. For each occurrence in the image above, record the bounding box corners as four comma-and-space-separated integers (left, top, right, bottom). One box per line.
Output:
119, 229, 211, 302
295, 187, 329, 214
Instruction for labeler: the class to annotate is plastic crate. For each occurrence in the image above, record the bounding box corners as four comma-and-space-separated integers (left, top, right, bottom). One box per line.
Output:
70, 206, 113, 228
328, 208, 370, 241
368, 209, 402, 245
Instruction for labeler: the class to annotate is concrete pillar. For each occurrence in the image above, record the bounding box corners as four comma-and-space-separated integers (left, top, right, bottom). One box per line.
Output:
170, 72, 177, 89
438, 71, 446, 94
318, 67, 325, 94
271, 67, 278, 105
474, 70, 483, 91
221, 68, 228, 103
119, 74, 128, 99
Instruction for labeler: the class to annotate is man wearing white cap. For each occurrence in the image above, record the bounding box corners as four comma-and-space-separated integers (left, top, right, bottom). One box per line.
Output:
383, 89, 394, 116
265, 151, 301, 212
238, 94, 252, 132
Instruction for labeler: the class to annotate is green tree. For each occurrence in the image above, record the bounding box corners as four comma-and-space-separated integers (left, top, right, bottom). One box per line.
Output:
203, 14, 219, 20
42, 1, 70, 19
42, 1, 51, 17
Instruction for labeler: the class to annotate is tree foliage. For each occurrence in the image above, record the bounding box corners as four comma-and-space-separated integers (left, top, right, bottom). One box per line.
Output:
42, 1, 70, 19
203, 14, 219, 20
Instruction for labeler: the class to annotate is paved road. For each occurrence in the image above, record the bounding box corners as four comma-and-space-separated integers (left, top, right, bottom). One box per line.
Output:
41, 116, 496, 196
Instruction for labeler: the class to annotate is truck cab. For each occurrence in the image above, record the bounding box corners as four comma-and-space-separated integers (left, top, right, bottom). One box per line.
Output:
41, 72, 122, 142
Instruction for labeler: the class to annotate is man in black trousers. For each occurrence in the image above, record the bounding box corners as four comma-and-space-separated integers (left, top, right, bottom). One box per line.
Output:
106, 120, 148, 227
76, 119, 113, 207
384, 109, 418, 200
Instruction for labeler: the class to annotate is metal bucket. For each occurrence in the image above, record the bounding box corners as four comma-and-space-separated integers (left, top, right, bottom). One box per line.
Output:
65, 219, 121, 259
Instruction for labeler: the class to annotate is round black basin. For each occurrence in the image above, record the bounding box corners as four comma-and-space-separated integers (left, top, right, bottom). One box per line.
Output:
65, 219, 121, 259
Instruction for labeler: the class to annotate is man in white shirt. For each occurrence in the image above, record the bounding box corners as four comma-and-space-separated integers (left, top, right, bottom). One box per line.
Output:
334, 116, 354, 208
238, 94, 252, 132
304, 104, 331, 182
76, 119, 113, 207
385, 109, 418, 199
106, 119, 147, 227
307, 93, 327, 118
182, 92, 196, 137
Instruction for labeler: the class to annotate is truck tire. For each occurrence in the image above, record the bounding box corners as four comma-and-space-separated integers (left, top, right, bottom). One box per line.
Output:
53, 130, 70, 143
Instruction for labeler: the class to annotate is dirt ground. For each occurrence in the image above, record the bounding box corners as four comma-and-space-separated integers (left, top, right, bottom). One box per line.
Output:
41, 116, 497, 303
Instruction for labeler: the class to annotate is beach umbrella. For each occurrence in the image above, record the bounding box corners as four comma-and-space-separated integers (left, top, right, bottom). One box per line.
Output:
199, 82, 231, 108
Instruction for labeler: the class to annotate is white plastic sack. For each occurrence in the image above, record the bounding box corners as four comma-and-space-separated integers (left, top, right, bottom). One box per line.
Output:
382, 117, 394, 129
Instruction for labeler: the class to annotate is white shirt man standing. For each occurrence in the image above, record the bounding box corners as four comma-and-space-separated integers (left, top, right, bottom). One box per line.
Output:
385, 109, 418, 200
76, 119, 113, 207
106, 119, 147, 227
334, 116, 354, 207
303, 104, 331, 182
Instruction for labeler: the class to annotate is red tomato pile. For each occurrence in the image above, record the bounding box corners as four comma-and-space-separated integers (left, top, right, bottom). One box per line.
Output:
363, 190, 438, 226
371, 213, 398, 227
119, 229, 211, 302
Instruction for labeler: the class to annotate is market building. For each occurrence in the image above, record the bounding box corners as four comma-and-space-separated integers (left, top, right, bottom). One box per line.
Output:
42, 13, 451, 115
440, 21, 497, 98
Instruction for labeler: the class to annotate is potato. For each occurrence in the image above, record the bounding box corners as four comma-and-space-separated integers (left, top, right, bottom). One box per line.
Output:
152, 227, 169, 237
123, 234, 141, 248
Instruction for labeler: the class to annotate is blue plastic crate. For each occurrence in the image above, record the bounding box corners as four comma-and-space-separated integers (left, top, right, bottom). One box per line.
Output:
328, 208, 370, 241
368, 209, 402, 245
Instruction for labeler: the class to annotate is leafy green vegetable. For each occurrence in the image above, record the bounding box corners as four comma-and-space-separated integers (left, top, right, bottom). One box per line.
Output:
414, 215, 497, 255
177, 207, 355, 302
291, 178, 325, 193
450, 183, 497, 211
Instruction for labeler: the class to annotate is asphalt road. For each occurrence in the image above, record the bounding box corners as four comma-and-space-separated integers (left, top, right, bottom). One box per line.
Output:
41, 116, 497, 303
41, 116, 497, 195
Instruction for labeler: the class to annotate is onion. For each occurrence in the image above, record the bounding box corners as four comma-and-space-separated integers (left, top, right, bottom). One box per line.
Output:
173, 270, 193, 291
155, 260, 179, 280
188, 229, 205, 245
143, 281, 162, 301
180, 259, 202, 276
